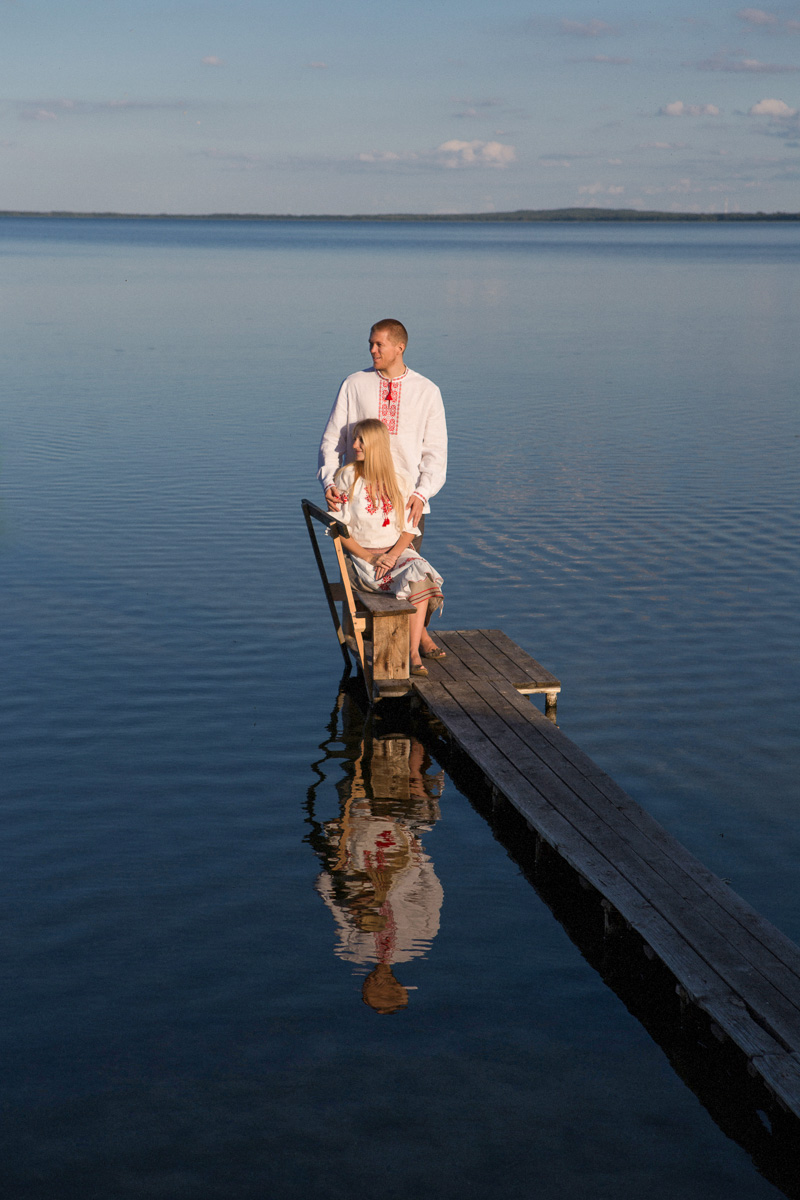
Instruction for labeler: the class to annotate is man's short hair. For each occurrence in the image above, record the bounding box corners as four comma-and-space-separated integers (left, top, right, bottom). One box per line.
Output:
370, 318, 408, 347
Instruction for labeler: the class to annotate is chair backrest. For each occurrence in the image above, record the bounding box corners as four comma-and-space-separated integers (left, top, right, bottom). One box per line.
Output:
301, 498, 364, 667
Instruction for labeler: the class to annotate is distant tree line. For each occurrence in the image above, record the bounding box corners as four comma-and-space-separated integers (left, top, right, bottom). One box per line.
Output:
1, 208, 799, 222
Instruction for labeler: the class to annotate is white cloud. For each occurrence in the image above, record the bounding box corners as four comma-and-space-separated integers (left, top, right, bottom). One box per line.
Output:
227, 138, 518, 175
20, 107, 58, 121
660, 100, 721, 116
17, 97, 191, 119
201, 56, 223, 67
697, 50, 800, 72
434, 140, 516, 168
354, 141, 515, 170
749, 96, 798, 114
559, 18, 617, 37
738, 8, 779, 25
357, 150, 404, 163
308, 61, 327, 69
18, 97, 77, 120
737, 8, 800, 32
746, 98, 800, 139
639, 140, 686, 149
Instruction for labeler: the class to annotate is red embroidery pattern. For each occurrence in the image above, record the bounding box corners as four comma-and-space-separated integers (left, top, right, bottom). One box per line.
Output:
365, 489, 393, 526
378, 377, 402, 435
375, 898, 398, 960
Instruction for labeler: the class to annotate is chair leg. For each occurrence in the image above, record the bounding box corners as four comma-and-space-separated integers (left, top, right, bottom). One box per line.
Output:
333, 538, 370, 691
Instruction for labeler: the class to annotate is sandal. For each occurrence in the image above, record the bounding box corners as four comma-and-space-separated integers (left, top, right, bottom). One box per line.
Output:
421, 646, 446, 660
410, 663, 429, 677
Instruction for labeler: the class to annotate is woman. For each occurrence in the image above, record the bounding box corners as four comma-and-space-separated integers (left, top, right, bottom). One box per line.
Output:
334, 419, 445, 677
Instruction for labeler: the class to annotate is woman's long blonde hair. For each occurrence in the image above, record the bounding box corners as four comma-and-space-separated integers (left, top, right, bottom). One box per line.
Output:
335, 418, 405, 533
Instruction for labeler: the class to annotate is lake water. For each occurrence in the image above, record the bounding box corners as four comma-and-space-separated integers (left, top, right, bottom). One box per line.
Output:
1, 217, 798, 1198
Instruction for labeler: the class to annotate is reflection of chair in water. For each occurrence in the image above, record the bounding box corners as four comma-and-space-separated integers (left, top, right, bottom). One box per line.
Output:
306, 690, 444, 1013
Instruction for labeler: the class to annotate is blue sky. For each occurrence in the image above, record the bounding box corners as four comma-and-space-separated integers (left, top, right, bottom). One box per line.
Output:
2, 0, 799, 213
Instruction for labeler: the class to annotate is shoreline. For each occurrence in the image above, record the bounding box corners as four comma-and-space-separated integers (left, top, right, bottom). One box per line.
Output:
1, 207, 799, 223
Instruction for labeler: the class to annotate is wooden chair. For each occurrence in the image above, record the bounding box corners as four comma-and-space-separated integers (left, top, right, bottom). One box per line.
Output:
302, 499, 416, 701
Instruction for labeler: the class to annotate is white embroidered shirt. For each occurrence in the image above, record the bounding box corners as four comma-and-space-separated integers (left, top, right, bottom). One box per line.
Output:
318, 366, 447, 513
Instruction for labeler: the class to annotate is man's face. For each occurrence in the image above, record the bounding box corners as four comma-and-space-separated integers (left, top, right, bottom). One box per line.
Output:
369, 329, 405, 374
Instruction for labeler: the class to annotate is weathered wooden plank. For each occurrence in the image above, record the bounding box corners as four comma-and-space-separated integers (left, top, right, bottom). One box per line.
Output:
449, 679, 800, 1050
424, 629, 560, 701
374, 678, 412, 699
433, 631, 508, 682
353, 589, 416, 616
478, 628, 562, 688
414, 680, 792, 1063
425, 634, 479, 683
750, 1052, 800, 1115
458, 628, 562, 693
478, 678, 800, 987
333, 536, 368, 680
373, 613, 410, 681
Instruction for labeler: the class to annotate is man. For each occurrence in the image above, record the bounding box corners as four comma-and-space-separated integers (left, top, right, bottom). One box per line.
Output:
318, 319, 447, 537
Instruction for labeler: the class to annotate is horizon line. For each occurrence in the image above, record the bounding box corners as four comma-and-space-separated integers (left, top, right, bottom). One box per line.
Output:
1, 207, 799, 223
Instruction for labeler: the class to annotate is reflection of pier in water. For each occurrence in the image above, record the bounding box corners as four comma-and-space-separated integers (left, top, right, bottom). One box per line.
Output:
306, 684, 445, 1013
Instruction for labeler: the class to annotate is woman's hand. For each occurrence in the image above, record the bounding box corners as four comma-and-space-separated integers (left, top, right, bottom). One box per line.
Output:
372, 552, 398, 579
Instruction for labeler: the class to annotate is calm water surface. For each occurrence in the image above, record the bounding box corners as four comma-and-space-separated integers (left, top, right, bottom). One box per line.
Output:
1, 218, 798, 1198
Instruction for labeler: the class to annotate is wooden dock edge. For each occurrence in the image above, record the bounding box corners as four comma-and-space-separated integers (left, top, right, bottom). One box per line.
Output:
411, 673, 800, 1129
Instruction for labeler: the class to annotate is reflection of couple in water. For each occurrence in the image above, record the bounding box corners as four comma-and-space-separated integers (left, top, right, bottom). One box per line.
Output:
309, 723, 445, 1014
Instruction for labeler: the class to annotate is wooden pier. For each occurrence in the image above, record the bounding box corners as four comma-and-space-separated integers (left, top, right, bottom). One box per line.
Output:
411, 630, 800, 1129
